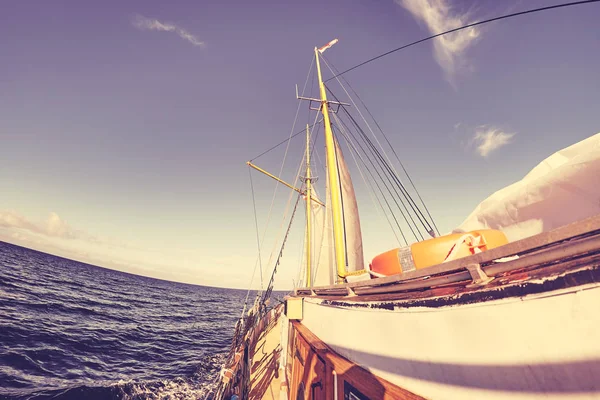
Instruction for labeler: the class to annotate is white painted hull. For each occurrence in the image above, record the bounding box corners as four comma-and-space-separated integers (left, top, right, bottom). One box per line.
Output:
300, 283, 600, 399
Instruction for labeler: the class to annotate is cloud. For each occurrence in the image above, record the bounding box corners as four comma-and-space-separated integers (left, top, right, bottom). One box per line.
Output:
472, 126, 515, 157
46, 212, 77, 239
132, 15, 204, 47
0, 211, 40, 234
11, 231, 28, 241
0, 210, 98, 242
396, 0, 479, 83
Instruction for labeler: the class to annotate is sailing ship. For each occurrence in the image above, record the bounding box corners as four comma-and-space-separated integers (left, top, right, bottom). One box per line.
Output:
210, 35, 600, 400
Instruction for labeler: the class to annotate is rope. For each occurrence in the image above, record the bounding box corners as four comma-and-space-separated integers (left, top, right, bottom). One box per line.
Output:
327, 84, 434, 237
262, 112, 314, 282
331, 115, 408, 245
325, 0, 600, 82
294, 220, 307, 288
249, 124, 317, 162
328, 87, 434, 240
323, 55, 440, 236
332, 114, 403, 246
330, 103, 421, 242
261, 191, 303, 305
248, 167, 264, 289
443, 234, 484, 262
259, 55, 314, 282
242, 55, 315, 302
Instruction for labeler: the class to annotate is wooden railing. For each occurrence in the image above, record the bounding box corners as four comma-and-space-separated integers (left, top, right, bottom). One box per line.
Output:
294, 214, 600, 298
214, 304, 283, 400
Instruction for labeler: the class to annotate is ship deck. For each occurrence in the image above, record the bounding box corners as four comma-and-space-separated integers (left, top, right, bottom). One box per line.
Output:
249, 311, 286, 400
240, 215, 600, 400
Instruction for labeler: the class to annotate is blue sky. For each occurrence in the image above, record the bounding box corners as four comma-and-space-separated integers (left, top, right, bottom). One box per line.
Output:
1, 0, 598, 289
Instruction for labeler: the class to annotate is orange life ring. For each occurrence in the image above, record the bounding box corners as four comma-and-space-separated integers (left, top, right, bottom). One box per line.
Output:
369, 229, 508, 277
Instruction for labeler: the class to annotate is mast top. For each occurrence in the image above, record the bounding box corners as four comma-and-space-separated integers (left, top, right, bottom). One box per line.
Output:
317, 38, 339, 54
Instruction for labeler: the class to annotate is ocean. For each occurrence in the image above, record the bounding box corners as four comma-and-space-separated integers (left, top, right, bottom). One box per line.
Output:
0, 241, 264, 399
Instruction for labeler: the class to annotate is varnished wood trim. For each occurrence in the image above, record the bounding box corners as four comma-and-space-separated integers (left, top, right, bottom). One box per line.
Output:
317, 256, 600, 307
292, 321, 424, 400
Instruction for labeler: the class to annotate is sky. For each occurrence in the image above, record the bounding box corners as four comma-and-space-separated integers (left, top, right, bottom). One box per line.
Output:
1, 0, 599, 289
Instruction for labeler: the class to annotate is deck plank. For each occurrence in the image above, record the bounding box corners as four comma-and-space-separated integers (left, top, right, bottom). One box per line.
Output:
249, 313, 284, 400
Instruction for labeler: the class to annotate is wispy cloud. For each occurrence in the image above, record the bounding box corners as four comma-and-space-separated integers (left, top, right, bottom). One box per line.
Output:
132, 15, 204, 47
472, 126, 515, 157
396, 0, 479, 83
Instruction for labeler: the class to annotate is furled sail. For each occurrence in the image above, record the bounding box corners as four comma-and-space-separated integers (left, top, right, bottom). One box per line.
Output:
457, 132, 600, 241
311, 137, 365, 285
335, 137, 365, 273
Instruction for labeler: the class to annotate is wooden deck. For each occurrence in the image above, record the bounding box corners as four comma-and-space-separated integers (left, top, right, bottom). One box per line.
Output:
249, 311, 286, 400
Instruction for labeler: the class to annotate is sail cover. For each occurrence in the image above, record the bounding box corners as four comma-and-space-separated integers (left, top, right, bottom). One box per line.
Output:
457, 132, 600, 241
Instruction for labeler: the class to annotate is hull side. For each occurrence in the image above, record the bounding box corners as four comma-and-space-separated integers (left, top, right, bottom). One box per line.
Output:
300, 284, 600, 399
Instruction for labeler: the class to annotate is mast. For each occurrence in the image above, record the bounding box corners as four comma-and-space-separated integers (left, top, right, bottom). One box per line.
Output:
314, 46, 347, 283
305, 124, 312, 287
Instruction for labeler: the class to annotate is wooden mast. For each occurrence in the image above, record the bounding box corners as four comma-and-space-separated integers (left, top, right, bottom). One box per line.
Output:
305, 124, 312, 287
314, 45, 347, 283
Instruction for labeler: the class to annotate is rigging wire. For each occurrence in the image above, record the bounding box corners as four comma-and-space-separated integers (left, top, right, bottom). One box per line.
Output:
329, 89, 431, 241
258, 56, 315, 283
330, 91, 423, 240
321, 59, 425, 240
322, 59, 436, 237
330, 115, 412, 243
250, 125, 308, 162
320, 53, 436, 238
331, 115, 405, 246
325, 0, 600, 82
294, 223, 307, 289
322, 55, 440, 236
240, 55, 315, 312
260, 191, 303, 305
248, 168, 264, 289
260, 106, 321, 297
329, 88, 425, 241
311, 123, 325, 178
294, 117, 324, 289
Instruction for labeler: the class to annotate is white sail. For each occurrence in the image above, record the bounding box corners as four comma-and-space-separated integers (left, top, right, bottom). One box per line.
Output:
312, 190, 334, 286
334, 137, 365, 273
458, 132, 600, 241
310, 137, 365, 285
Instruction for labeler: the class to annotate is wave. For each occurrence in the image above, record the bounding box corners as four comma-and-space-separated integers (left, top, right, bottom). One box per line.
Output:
0, 242, 246, 400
